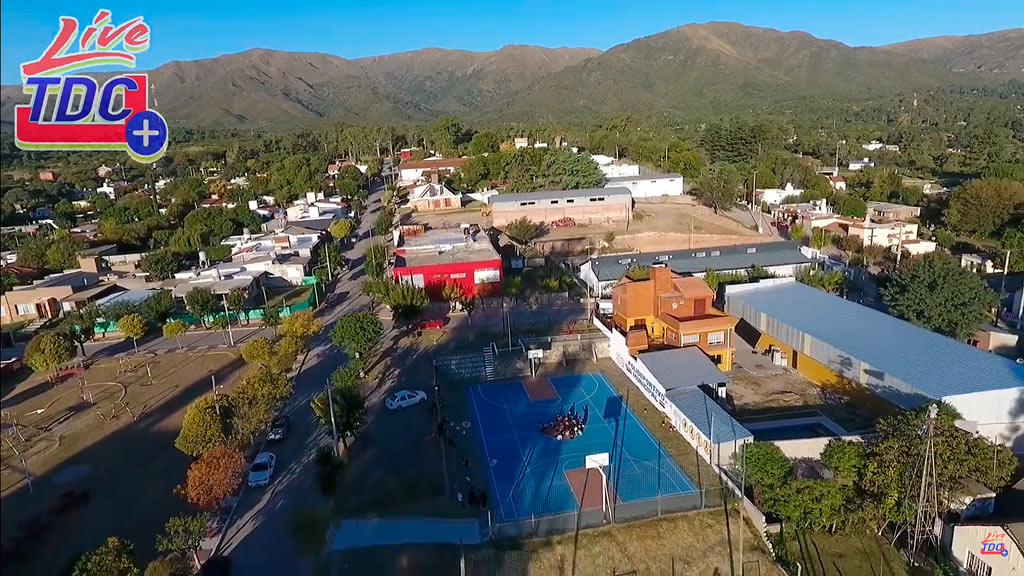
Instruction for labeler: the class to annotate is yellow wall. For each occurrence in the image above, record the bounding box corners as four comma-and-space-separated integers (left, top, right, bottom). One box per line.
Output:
753, 331, 832, 386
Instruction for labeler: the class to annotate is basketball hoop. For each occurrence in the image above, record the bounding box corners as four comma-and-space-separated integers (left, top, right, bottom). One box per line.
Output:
585, 452, 611, 515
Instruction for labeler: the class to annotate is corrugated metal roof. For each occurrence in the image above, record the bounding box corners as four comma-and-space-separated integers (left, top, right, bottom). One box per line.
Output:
490, 186, 631, 205
726, 281, 1024, 398
639, 347, 730, 392
665, 387, 752, 445
588, 241, 811, 282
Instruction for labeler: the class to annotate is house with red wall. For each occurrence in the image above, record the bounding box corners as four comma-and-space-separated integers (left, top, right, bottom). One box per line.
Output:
392, 229, 502, 299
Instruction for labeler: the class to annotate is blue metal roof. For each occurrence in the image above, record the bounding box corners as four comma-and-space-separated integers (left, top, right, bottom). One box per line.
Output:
726, 281, 1024, 398
587, 241, 812, 282
639, 348, 730, 392
665, 387, 753, 445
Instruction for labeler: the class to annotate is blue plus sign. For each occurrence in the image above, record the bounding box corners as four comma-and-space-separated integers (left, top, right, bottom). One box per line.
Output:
124, 111, 168, 161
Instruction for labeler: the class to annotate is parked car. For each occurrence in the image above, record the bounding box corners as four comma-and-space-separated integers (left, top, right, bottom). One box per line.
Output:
385, 389, 427, 410
247, 452, 276, 488
267, 415, 290, 441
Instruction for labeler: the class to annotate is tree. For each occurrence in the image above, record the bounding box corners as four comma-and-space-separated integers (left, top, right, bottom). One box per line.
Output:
694, 167, 741, 213
139, 250, 185, 281
180, 446, 245, 511
538, 148, 604, 190
330, 312, 383, 358
832, 193, 867, 218
808, 228, 831, 250
24, 332, 74, 375
310, 383, 366, 447
540, 276, 562, 303
441, 282, 464, 312
231, 368, 293, 443
502, 275, 523, 305
313, 446, 345, 498
155, 513, 209, 572
735, 442, 791, 502
624, 265, 650, 281
162, 320, 187, 350
262, 304, 281, 337
771, 478, 852, 532
945, 178, 1023, 238
118, 313, 147, 354
139, 291, 175, 325
881, 253, 999, 339
787, 224, 806, 243
225, 289, 248, 325
71, 536, 139, 576
364, 243, 389, 280
379, 281, 429, 321
504, 217, 541, 245
184, 287, 215, 328
143, 553, 189, 576
1000, 226, 1024, 272
316, 241, 343, 281
241, 337, 276, 368
859, 244, 886, 267
280, 309, 322, 345
61, 307, 99, 356
1, 269, 20, 293
860, 403, 1017, 528
469, 131, 500, 155
820, 438, 866, 487
210, 314, 230, 344
796, 267, 846, 294
174, 395, 232, 457
329, 360, 363, 390
373, 205, 396, 238
328, 218, 354, 243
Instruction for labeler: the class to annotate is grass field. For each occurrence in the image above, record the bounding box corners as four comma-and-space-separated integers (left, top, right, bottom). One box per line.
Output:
0, 351, 246, 574
776, 529, 909, 576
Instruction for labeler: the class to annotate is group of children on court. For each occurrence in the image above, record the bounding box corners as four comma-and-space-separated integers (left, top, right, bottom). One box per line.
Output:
540, 402, 590, 441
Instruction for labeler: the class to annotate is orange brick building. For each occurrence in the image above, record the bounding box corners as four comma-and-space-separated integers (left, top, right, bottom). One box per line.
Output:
611, 263, 736, 370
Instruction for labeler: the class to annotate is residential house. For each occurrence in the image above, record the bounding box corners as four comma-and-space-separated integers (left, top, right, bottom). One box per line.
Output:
604, 173, 686, 199
968, 325, 1019, 356
403, 182, 462, 212
757, 183, 803, 205
220, 226, 322, 285
392, 229, 502, 299
827, 175, 846, 190
38, 170, 58, 182
96, 164, 115, 178
867, 201, 921, 221
397, 158, 468, 185
611, 264, 737, 370
490, 187, 632, 227
513, 137, 529, 149
962, 254, 1002, 274
1, 270, 121, 325
848, 158, 875, 171
590, 154, 640, 178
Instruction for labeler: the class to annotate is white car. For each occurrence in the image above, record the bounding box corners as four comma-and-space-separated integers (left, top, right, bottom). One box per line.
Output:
247, 452, 276, 488
385, 389, 427, 410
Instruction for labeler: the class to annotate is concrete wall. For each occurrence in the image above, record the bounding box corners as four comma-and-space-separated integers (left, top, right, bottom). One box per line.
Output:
608, 176, 685, 199
492, 195, 632, 227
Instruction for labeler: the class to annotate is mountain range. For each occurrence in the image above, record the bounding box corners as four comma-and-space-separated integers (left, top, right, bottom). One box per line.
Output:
1, 23, 1021, 127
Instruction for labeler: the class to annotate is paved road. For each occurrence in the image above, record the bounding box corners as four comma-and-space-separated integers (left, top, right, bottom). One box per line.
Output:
218, 181, 388, 575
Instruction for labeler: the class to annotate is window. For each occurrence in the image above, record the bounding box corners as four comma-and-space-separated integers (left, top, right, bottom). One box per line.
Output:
15, 304, 34, 316
519, 201, 536, 206
681, 334, 699, 345
746, 247, 757, 253
707, 331, 725, 346
449, 273, 466, 279
589, 197, 605, 202
710, 250, 721, 256
696, 252, 706, 258
550, 200, 559, 204
566, 199, 575, 203
965, 551, 992, 576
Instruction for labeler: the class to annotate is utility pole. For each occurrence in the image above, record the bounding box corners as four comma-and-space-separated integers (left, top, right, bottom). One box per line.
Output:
1000, 250, 1011, 295
211, 374, 220, 416
222, 297, 235, 346
325, 379, 340, 457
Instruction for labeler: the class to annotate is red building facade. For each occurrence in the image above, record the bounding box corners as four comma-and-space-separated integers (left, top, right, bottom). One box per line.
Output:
393, 257, 502, 300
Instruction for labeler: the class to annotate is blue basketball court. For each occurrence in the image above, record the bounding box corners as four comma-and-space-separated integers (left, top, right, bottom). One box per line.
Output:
467, 372, 695, 523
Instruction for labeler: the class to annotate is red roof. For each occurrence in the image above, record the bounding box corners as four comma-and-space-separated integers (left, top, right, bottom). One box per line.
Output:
398, 158, 468, 170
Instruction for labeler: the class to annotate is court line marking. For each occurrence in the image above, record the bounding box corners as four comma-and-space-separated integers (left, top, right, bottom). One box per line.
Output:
468, 385, 508, 523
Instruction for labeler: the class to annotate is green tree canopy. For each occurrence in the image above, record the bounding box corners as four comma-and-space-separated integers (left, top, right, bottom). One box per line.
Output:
241, 337, 276, 368
330, 312, 383, 358
139, 249, 185, 280
174, 394, 232, 457
363, 243, 389, 280
378, 281, 429, 321
694, 166, 741, 213
881, 253, 999, 339
184, 287, 215, 328
155, 514, 208, 572
72, 536, 139, 576
118, 313, 147, 353
24, 332, 74, 374
328, 218, 354, 241
945, 178, 1023, 239
162, 320, 187, 350
504, 217, 541, 244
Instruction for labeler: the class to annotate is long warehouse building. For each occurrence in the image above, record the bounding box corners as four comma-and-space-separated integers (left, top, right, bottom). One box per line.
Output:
724, 278, 1024, 449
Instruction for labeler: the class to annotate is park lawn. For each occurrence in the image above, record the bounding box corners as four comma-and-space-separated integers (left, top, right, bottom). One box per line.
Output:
468, 508, 773, 576
0, 350, 246, 574
776, 528, 909, 576
266, 285, 314, 308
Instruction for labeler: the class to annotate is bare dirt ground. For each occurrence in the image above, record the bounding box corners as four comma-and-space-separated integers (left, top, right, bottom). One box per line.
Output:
405, 197, 774, 254
0, 351, 245, 574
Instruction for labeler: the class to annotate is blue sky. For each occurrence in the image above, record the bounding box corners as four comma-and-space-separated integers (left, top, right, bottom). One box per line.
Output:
2, 0, 1022, 84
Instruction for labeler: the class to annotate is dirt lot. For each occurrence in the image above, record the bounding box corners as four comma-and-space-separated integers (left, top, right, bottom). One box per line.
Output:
404, 197, 772, 254
0, 351, 246, 574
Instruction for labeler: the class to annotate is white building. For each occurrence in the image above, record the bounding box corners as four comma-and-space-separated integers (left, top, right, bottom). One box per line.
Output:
961, 254, 1002, 274
861, 141, 885, 152
590, 154, 641, 178
97, 180, 116, 200
513, 137, 529, 149
757, 182, 803, 205
826, 175, 846, 190
604, 173, 685, 198
848, 158, 875, 171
